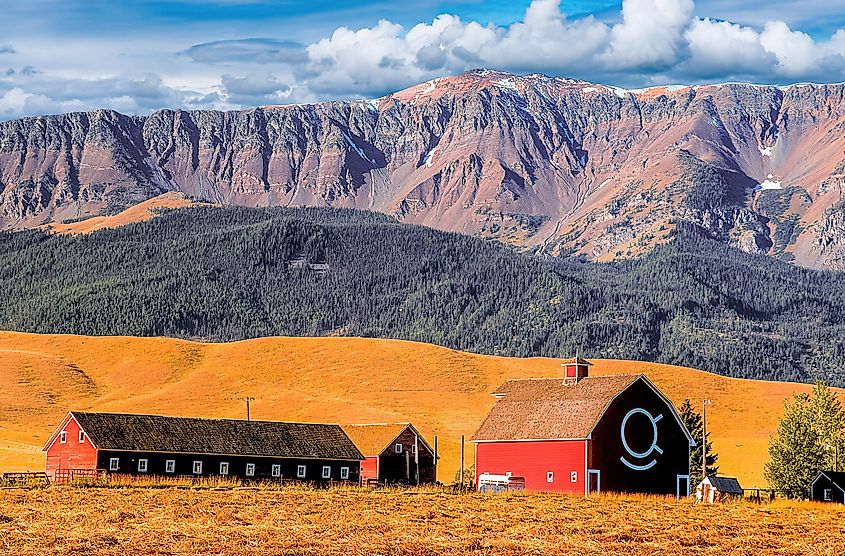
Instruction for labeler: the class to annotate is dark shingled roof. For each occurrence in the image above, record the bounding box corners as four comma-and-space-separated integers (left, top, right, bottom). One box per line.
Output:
471, 375, 641, 441
69, 412, 364, 460
705, 475, 743, 494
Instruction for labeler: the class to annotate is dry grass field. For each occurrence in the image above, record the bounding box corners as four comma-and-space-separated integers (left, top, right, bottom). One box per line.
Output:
42, 192, 198, 235
1, 486, 843, 555
1, 331, 840, 486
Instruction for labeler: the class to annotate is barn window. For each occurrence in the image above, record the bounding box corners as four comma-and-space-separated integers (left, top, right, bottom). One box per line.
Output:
220, 462, 230, 475
570, 471, 578, 483
78, 431, 85, 443
138, 459, 148, 473
824, 488, 833, 501
246, 463, 256, 477
546, 471, 554, 483
297, 465, 306, 478
340, 467, 350, 480
165, 460, 176, 473
395, 443, 403, 454
271, 464, 281, 478
60, 431, 67, 444
411, 444, 416, 454
322, 466, 331, 479
109, 458, 119, 471
193, 461, 203, 475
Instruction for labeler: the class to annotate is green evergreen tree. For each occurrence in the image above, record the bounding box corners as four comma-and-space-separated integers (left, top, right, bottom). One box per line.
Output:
679, 398, 718, 487
765, 381, 845, 498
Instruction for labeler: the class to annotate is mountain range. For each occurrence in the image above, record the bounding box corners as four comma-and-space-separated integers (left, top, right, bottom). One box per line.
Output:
3, 70, 845, 268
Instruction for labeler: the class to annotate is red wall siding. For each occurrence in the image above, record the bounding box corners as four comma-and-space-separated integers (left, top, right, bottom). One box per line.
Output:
45, 416, 98, 480
475, 440, 587, 493
360, 457, 379, 484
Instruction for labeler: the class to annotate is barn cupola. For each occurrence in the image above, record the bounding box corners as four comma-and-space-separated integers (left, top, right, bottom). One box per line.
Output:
562, 356, 592, 385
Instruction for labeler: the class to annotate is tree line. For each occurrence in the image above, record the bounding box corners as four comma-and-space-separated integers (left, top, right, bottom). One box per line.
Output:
1, 205, 845, 385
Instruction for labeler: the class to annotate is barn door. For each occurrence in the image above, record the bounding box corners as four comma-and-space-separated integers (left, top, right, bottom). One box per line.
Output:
676, 475, 689, 499
587, 470, 600, 495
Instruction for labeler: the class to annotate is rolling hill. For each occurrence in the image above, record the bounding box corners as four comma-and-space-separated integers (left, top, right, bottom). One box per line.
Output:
0, 331, 837, 487
4, 70, 845, 268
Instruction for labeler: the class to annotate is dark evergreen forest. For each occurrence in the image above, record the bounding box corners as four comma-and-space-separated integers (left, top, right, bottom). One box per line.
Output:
1, 206, 843, 385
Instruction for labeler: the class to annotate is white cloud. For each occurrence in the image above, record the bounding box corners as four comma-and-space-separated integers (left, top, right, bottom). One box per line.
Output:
759, 22, 820, 77
5, 0, 845, 119
603, 0, 695, 69
684, 18, 772, 77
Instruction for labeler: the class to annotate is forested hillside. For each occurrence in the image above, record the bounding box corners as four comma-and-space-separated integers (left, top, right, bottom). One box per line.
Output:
1, 206, 844, 385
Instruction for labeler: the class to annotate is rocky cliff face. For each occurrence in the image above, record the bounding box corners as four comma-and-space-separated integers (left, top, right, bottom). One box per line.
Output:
3, 70, 845, 268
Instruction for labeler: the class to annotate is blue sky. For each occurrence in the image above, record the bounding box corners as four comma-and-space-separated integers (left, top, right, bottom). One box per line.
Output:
2, 0, 845, 119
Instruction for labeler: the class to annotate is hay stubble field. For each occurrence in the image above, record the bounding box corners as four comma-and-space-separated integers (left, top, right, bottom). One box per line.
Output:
1, 486, 844, 555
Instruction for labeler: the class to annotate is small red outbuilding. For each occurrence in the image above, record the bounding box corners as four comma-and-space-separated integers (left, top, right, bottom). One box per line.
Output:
342, 423, 437, 485
471, 358, 695, 497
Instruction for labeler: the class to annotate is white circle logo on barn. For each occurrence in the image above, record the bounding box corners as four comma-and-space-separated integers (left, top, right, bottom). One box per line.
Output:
620, 408, 663, 471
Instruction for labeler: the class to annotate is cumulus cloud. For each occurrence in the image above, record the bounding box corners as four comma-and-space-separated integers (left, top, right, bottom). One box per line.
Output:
276, 0, 845, 99
6, 0, 845, 119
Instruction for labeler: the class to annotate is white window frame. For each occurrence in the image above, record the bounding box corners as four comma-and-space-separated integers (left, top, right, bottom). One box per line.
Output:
165, 460, 176, 473
547, 471, 554, 483
824, 488, 833, 501
246, 463, 256, 477
271, 464, 282, 478
78, 430, 85, 443
109, 458, 119, 471
192, 461, 203, 475
138, 459, 148, 473
297, 465, 306, 479
220, 462, 230, 475
340, 466, 350, 480
322, 466, 331, 479
395, 443, 403, 454
60, 431, 67, 444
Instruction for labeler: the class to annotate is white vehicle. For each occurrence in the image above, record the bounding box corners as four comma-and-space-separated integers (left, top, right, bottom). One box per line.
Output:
477, 473, 526, 493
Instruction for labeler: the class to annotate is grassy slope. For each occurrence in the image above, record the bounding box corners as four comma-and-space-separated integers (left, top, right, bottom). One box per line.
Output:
2, 488, 843, 555
1, 331, 836, 486
42, 192, 198, 235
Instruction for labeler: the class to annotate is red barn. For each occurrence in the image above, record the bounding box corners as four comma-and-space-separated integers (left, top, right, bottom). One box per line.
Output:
472, 358, 695, 497
342, 423, 437, 485
43, 412, 363, 483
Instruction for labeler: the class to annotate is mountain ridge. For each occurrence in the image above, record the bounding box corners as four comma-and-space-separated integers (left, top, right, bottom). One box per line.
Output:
3, 69, 845, 267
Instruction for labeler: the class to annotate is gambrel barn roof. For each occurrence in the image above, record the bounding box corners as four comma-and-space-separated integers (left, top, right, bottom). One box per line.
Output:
46, 412, 364, 460
471, 374, 694, 444
342, 423, 433, 456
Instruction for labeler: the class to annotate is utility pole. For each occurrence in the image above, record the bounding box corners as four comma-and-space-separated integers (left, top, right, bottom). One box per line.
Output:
460, 435, 465, 490
414, 433, 420, 486
245, 397, 255, 421
702, 399, 708, 481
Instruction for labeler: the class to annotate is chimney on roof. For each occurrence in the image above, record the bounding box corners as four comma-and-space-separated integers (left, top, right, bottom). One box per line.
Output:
562, 355, 592, 385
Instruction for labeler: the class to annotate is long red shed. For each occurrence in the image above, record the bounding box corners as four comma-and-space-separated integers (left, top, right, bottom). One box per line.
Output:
43, 412, 364, 483
471, 358, 695, 497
